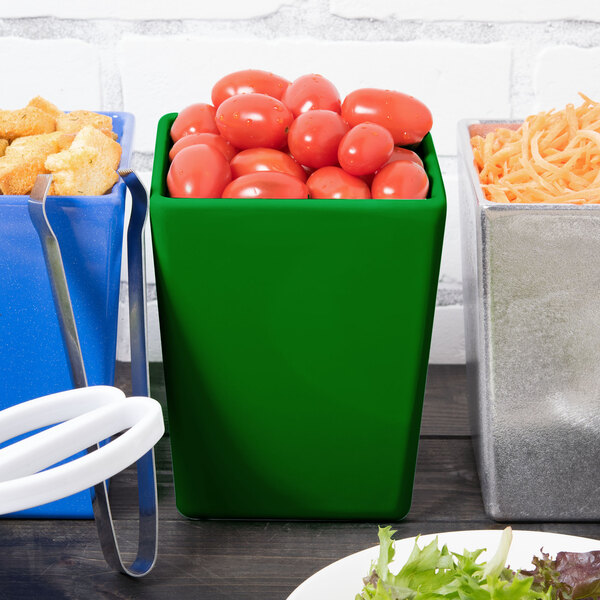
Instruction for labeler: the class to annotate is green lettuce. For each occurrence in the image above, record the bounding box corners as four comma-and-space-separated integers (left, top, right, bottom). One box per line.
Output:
355, 527, 552, 600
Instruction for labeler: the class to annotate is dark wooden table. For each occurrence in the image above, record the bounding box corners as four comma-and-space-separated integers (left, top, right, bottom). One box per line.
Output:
1, 364, 599, 599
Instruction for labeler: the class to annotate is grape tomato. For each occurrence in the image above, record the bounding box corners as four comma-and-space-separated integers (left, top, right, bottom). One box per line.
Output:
171, 103, 218, 142
282, 74, 341, 117
169, 132, 237, 161
230, 148, 306, 182
167, 69, 434, 202
222, 172, 309, 199
167, 144, 232, 198
380, 147, 424, 170
287, 110, 349, 169
216, 93, 293, 150
307, 166, 370, 199
371, 161, 429, 200
211, 69, 290, 107
337, 122, 394, 176
342, 88, 432, 146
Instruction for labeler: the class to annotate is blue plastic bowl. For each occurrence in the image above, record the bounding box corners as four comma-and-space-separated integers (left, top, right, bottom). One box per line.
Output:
0, 111, 134, 518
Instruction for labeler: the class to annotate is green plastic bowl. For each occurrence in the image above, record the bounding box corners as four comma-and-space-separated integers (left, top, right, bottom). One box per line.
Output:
150, 113, 446, 519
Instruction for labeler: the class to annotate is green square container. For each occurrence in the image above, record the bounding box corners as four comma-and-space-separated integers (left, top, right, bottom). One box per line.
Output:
150, 113, 446, 520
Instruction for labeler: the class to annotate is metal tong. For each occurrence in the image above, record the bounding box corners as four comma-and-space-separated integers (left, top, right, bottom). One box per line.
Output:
27, 172, 158, 577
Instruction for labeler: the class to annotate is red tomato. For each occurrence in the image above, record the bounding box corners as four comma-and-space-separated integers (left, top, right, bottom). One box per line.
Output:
307, 166, 370, 199
216, 93, 293, 150
371, 161, 429, 200
222, 172, 309, 199
379, 147, 424, 169
211, 70, 291, 107
230, 148, 306, 182
337, 122, 394, 176
342, 88, 432, 146
167, 144, 232, 198
287, 110, 349, 169
171, 103, 218, 141
368, 148, 424, 185
169, 133, 237, 161
281, 74, 341, 117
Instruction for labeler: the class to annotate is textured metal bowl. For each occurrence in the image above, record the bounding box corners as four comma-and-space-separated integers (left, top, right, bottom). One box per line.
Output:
458, 119, 600, 521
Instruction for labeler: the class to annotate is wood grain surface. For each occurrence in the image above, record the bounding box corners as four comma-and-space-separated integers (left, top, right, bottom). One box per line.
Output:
1, 364, 598, 600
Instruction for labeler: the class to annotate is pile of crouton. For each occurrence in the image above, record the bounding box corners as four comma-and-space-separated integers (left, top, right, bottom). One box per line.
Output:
0, 97, 122, 196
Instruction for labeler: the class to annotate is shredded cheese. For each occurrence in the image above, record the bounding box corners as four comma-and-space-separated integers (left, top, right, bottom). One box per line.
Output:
471, 94, 600, 204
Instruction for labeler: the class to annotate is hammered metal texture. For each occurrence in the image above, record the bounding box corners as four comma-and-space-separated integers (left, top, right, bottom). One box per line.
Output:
458, 120, 600, 521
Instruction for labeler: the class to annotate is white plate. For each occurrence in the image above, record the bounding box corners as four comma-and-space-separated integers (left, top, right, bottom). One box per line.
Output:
287, 529, 600, 600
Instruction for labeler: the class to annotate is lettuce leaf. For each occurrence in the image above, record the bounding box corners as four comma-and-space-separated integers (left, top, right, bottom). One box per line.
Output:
356, 527, 553, 600
557, 551, 600, 599
523, 549, 600, 599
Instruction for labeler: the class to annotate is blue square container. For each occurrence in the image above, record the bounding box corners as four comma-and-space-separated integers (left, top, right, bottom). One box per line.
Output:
0, 111, 134, 518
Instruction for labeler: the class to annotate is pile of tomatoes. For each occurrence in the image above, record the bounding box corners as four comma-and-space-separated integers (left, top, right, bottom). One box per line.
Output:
166, 70, 432, 200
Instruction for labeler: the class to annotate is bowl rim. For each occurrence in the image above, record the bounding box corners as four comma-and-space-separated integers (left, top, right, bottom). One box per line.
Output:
151, 111, 447, 210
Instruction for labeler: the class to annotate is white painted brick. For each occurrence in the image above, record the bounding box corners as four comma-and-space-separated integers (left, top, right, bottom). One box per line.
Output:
438, 165, 462, 285
1, 0, 287, 20
534, 46, 600, 112
330, 0, 600, 22
0, 38, 101, 109
429, 305, 465, 364
118, 36, 511, 155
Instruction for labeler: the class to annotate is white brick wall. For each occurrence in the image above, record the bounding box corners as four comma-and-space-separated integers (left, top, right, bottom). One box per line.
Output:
0, 38, 102, 109
2, 1, 599, 363
2, 0, 287, 19
330, 0, 600, 21
118, 37, 511, 155
535, 47, 600, 109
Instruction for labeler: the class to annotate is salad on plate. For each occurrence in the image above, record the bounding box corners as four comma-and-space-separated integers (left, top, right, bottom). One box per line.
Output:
357, 527, 600, 600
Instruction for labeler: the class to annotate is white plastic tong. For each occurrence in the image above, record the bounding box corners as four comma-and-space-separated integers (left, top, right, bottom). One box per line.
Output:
0, 172, 164, 577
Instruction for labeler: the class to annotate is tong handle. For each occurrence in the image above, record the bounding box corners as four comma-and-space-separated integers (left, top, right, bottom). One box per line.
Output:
123, 168, 150, 398
0, 387, 164, 517
28, 175, 87, 389
28, 173, 159, 578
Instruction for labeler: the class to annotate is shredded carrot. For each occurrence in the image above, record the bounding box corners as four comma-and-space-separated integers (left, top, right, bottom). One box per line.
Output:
472, 94, 600, 203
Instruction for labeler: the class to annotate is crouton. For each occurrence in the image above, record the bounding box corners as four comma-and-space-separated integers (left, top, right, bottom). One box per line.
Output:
0, 132, 72, 195
56, 110, 116, 139
6, 131, 73, 160
0, 98, 121, 196
46, 125, 121, 196
71, 125, 121, 168
0, 107, 56, 141
0, 155, 47, 195
27, 96, 63, 119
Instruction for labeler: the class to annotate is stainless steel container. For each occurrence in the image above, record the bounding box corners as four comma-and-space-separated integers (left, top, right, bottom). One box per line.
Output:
458, 119, 600, 521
